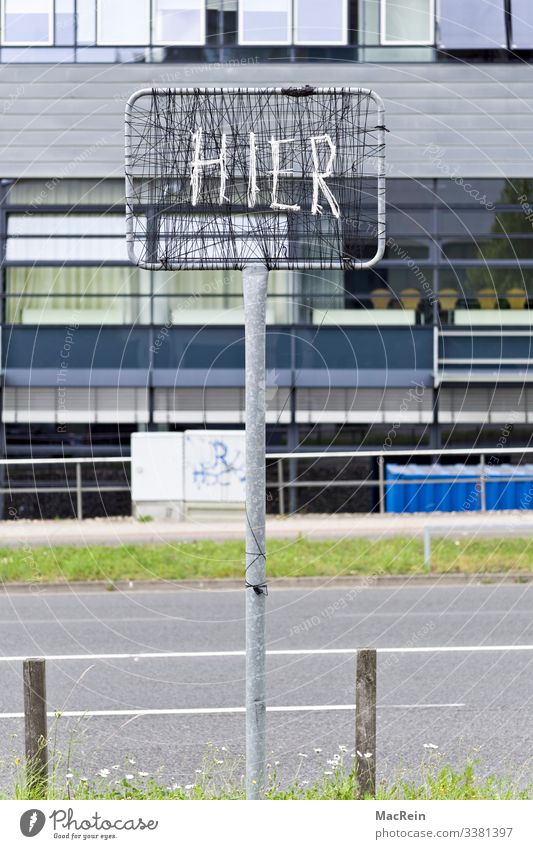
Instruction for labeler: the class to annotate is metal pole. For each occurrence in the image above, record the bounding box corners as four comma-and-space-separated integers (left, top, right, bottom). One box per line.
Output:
76, 462, 83, 520
423, 526, 431, 571
480, 453, 486, 512
378, 455, 385, 514
243, 265, 268, 800
277, 458, 285, 515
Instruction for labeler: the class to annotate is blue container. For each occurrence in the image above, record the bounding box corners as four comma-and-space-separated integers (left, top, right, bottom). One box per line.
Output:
384, 462, 533, 513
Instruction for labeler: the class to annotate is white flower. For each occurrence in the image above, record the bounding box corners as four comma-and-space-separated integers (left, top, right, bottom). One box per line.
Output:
138, 771, 149, 777
79, 777, 87, 782
364, 752, 373, 759
185, 784, 194, 790
112, 765, 120, 770
301, 780, 309, 785
314, 748, 322, 754
195, 769, 202, 774
221, 746, 227, 751
324, 770, 333, 776
298, 752, 308, 758
65, 772, 73, 779
338, 745, 348, 752
97, 769, 110, 777
128, 758, 136, 765
125, 774, 134, 780
274, 761, 280, 766
423, 743, 438, 749
215, 759, 224, 765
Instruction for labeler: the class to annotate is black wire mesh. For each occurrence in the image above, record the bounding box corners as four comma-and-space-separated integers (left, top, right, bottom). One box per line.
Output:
126, 86, 385, 271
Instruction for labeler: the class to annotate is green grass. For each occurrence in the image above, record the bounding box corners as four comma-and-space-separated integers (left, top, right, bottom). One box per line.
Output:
2, 536, 533, 584
11, 762, 532, 801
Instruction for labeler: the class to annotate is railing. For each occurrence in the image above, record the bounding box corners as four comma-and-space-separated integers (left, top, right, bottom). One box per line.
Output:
266, 446, 533, 515
3, 446, 533, 520
0, 457, 129, 521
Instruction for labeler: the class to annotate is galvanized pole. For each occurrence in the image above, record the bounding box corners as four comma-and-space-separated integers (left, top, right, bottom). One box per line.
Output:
243, 265, 268, 800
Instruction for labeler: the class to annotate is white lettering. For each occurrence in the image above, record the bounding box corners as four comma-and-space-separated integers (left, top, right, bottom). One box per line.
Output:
247, 131, 258, 208
269, 136, 301, 212
190, 128, 228, 206
310, 134, 340, 218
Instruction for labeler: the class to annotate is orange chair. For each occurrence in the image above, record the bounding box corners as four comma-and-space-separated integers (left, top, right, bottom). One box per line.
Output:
400, 288, 421, 311
477, 288, 498, 309
506, 287, 527, 309
369, 288, 391, 309
439, 287, 459, 312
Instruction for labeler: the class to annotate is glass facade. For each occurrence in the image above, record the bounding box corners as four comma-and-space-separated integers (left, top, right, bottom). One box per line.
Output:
3, 178, 533, 327
0, 0, 532, 62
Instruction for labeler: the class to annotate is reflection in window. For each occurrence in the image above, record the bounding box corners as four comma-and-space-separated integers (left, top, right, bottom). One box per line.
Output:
77, 0, 97, 44
440, 266, 533, 304
239, 0, 291, 45
55, 0, 75, 45
443, 237, 533, 261
6, 267, 151, 324
381, 0, 434, 45
153, 0, 205, 45
510, 0, 533, 50
97, 0, 150, 45
2, 0, 53, 45
437, 0, 507, 50
8, 178, 125, 205
6, 215, 127, 262
294, 0, 347, 45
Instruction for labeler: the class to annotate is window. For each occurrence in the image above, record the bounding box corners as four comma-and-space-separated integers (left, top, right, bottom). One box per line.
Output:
153, 0, 205, 45
77, 0, 96, 45
437, 0, 507, 50
6, 266, 150, 325
294, 0, 347, 45
239, 0, 291, 45
1, 0, 54, 46
381, 0, 434, 45
96, 0, 150, 45
6, 215, 127, 262
55, 0, 75, 45
510, 0, 533, 50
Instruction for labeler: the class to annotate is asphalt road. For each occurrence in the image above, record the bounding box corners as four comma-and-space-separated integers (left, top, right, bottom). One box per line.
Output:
0, 582, 531, 792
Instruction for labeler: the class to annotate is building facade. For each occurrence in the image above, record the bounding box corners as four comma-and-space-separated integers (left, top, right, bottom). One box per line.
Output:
1, 1, 533, 512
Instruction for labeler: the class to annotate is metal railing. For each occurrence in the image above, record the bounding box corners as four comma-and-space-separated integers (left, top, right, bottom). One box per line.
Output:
2, 446, 533, 520
0, 457, 129, 521
266, 446, 533, 515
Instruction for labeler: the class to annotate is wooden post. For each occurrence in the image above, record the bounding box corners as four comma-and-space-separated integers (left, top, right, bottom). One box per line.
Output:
23, 658, 48, 798
355, 648, 376, 799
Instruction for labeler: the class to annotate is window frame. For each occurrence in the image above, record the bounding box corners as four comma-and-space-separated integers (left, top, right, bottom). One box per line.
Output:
238, 0, 292, 46
1, 0, 55, 47
293, 0, 348, 46
96, 0, 150, 46
152, 0, 206, 46
380, 0, 435, 46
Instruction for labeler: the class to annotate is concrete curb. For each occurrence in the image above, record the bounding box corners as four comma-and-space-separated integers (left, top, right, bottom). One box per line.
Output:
0, 572, 531, 594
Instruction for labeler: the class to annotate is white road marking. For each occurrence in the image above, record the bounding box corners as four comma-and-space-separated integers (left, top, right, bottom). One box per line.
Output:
0, 703, 465, 719
0, 645, 531, 663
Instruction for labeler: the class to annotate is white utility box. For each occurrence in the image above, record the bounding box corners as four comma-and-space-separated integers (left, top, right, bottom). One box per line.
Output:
131, 432, 184, 520
130, 429, 246, 521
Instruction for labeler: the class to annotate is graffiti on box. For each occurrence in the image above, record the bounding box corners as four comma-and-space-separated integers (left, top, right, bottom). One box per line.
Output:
193, 440, 246, 489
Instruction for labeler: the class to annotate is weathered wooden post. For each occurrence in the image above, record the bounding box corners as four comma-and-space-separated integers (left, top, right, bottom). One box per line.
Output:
23, 658, 48, 798
355, 648, 377, 799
